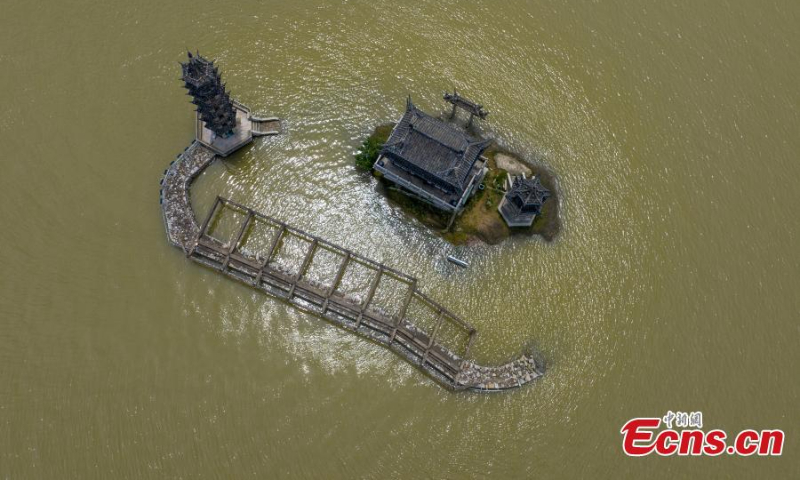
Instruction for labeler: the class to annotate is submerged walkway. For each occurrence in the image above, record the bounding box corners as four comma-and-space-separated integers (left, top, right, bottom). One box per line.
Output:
160, 141, 544, 391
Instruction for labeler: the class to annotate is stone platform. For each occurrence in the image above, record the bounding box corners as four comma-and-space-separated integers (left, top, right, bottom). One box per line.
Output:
196, 101, 281, 157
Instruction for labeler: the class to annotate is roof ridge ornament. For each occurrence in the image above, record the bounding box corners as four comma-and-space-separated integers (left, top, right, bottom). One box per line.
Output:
406, 95, 415, 111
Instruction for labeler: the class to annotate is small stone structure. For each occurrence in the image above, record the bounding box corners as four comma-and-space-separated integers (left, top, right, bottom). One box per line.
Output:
195, 100, 280, 157
444, 89, 488, 127
181, 52, 280, 156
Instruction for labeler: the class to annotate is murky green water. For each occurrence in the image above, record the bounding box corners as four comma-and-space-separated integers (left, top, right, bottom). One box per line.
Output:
1, 0, 798, 477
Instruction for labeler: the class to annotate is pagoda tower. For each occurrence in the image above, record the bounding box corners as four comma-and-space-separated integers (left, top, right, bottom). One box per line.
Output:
180, 52, 236, 137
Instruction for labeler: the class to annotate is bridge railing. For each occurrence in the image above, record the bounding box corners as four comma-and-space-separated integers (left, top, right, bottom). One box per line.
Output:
189, 196, 478, 360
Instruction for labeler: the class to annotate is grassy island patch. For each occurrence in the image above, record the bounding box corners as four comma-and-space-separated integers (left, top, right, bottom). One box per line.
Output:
357, 124, 561, 245
355, 123, 394, 171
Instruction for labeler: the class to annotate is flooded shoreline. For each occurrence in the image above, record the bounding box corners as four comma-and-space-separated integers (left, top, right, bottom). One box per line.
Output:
1, 0, 798, 477
359, 124, 562, 245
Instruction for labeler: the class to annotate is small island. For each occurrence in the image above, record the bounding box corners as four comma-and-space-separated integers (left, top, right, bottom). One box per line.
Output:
356, 94, 560, 245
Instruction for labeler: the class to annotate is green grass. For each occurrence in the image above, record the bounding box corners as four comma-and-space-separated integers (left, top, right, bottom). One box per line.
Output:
355, 123, 394, 171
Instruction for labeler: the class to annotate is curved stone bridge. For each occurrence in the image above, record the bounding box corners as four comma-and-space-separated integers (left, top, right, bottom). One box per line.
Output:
159, 131, 544, 391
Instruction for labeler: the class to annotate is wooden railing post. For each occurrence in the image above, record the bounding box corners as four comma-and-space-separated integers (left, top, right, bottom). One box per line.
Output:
189, 196, 222, 257
265, 224, 285, 262
421, 309, 445, 366
221, 210, 253, 270
390, 281, 416, 344
464, 329, 477, 359
252, 224, 285, 287
288, 240, 317, 298
355, 266, 383, 328
322, 252, 350, 313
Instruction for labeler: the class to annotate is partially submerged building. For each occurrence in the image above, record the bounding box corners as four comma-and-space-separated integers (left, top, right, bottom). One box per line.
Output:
374, 98, 490, 213
180, 52, 280, 157
498, 175, 551, 227
181, 52, 236, 137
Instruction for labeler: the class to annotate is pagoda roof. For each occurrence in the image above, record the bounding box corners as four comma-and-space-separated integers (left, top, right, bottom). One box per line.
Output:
498, 175, 550, 226
506, 176, 550, 208
181, 52, 220, 88
381, 98, 490, 193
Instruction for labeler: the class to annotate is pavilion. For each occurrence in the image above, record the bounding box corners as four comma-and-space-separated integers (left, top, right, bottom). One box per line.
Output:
374, 97, 490, 213
498, 175, 551, 227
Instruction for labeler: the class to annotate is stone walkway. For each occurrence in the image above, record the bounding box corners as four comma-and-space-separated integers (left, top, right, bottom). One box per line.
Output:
160, 140, 544, 392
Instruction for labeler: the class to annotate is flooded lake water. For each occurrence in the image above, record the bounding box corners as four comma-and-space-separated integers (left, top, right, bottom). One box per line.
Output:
1, 0, 798, 477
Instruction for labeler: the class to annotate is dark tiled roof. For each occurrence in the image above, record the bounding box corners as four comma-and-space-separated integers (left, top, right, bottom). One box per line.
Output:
381, 98, 490, 194
181, 52, 217, 88
503, 176, 551, 217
